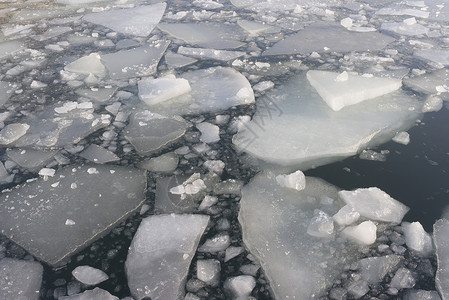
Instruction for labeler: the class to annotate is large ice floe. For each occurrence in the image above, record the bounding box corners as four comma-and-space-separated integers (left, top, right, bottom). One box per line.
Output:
233, 72, 422, 170
0, 164, 146, 266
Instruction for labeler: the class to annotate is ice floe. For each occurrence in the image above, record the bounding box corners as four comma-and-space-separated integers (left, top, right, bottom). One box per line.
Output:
125, 214, 209, 300
0, 164, 146, 266
0, 258, 43, 300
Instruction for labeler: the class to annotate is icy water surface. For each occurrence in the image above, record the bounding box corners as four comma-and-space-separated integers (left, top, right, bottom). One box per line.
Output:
0, 0, 448, 299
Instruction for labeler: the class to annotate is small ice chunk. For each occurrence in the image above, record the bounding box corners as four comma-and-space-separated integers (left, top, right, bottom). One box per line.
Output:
39, 168, 56, 177
199, 195, 218, 210
392, 131, 410, 145
164, 51, 197, 68
213, 179, 243, 195
0, 123, 30, 145
253, 81, 274, 92
138, 75, 191, 106
30, 80, 47, 89
72, 266, 108, 286
307, 209, 334, 238
334, 71, 349, 82
197, 259, 221, 287
402, 222, 433, 256
225, 246, 244, 262
198, 233, 231, 253
333, 204, 360, 226
64, 53, 106, 76
223, 275, 256, 300
339, 187, 409, 224
342, 221, 377, 245
307, 70, 402, 111
203, 160, 225, 174
390, 268, 416, 289
340, 17, 353, 28
347, 280, 369, 299
275, 170, 306, 191
359, 149, 387, 162
196, 122, 220, 143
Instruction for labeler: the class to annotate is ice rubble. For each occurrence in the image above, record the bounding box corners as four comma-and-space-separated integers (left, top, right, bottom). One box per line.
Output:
123, 111, 188, 156
233, 73, 422, 170
0, 258, 43, 300
239, 172, 410, 299
83, 3, 166, 37
144, 67, 255, 116
125, 214, 209, 300
0, 164, 147, 266
307, 70, 402, 111
434, 219, 449, 299
263, 22, 395, 56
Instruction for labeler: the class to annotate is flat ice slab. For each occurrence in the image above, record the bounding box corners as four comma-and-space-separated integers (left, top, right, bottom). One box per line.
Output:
0, 258, 43, 300
263, 22, 395, 56
306, 70, 402, 111
123, 111, 188, 156
232, 73, 421, 170
126, 214, 209, 300
0, 164, 147, 266
83, 3, 166, 37
339, 187, 409, 224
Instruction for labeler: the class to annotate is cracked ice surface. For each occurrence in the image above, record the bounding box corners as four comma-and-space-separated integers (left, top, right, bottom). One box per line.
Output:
0, 164, 147, 266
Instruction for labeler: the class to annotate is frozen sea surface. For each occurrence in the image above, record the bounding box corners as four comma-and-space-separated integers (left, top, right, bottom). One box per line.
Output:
0, 0, 447, 299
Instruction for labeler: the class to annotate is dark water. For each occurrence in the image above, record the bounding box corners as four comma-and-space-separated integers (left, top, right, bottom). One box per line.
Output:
307, 107, 449, 231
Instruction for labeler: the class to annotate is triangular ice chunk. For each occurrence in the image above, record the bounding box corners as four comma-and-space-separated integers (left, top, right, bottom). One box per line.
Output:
306, 70, 402, 111
126, 214, 209, 300
0, 164, 147, 266
83, 3, 166, 37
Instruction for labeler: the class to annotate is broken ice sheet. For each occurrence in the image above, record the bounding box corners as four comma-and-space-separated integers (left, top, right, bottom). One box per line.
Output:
101, 41, 170, 79
0, 39, 25, 61
138, 75, 191, 106
7, 148, 60, 170
164, 51, 198, 68
239, 172, 363, 299
83, 3, 166, 37
123, 110, 188, 156
404, 68, 449, 99
126, 214, 209, 300
158, 23, 246, 49
0, 258, 43, 300
232, 73, 422, 170
415, 49, 449, 66
0, 164, 147, 266
177, 46, 246, 62
75, 86, 117, 103
0, 81, 14, 107
263, 22, 395, 56
31, 26, 72, 41
64, 53, 106, 77
11, 103, 110, 149
145, 67, 255, 116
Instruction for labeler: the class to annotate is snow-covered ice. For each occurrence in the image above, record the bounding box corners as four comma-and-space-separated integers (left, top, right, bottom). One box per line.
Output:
125, 214, 209, 300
